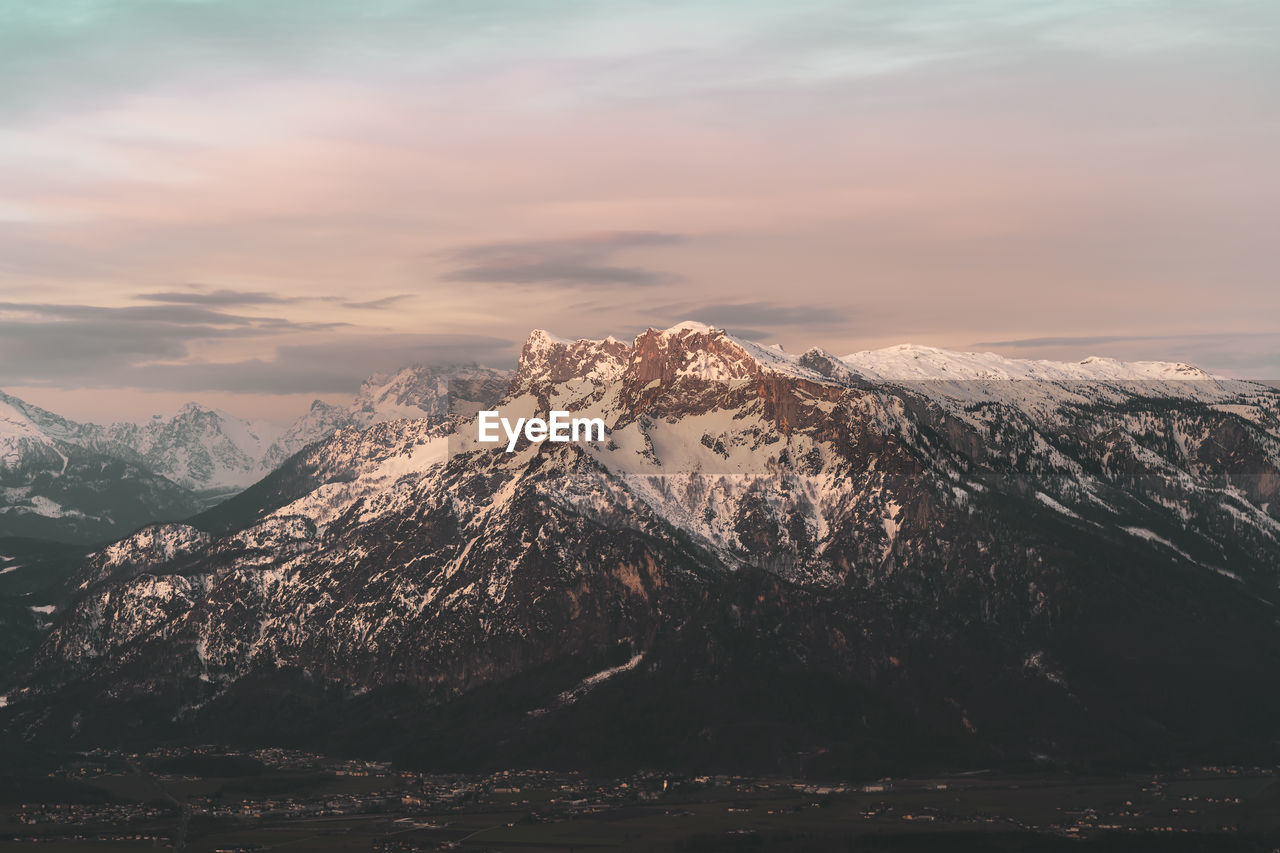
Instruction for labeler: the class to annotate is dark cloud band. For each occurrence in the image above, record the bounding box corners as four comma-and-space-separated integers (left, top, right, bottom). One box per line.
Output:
442, 231, 686, 287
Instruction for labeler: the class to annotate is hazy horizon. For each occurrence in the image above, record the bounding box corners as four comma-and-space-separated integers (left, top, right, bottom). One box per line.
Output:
9, 318, 1280, 426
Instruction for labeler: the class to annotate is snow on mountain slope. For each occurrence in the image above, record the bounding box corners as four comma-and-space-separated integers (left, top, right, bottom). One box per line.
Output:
13, 321, 1280, 767
0, 390, 97, 447
259, 400, 351, 470
514, 331, 629, 390
188, 322, 1280, 577
350, 365, 452, 422
264, 365, 509, 468
0, 391, 203, 541
101, 403, 282, 494
73, 522, 213, 590
0, 396, 64, 472
831, 342, 1279, 441
258, 421, 450, 535
839, 343, 1218, 382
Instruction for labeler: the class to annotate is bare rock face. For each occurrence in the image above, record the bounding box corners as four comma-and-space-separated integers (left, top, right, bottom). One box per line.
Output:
8, 323, 1280, 774
73, 524, 213, 590
512, 330, 630, 391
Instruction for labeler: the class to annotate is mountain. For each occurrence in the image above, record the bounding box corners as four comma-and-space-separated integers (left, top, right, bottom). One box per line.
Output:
0, 537, 93, 689
261, 364, 510, 468
840, 342, 1219, 382
5, 323, 1280, 776
94, 403, 283, 499
0, 390, 203, 543
259, 400, 353, 472
1, 389, 281, 504
0, 365, 511, 542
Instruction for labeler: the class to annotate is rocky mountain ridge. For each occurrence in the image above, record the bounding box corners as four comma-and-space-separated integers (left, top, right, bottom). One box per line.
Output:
0, 391, 204, 543
262, 363, 509, 469
6, 324, 1280, 775
0, 365, 510, 541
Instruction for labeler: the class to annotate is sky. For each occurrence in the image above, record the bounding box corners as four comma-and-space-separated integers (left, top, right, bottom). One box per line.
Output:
1, 0, 1277, 423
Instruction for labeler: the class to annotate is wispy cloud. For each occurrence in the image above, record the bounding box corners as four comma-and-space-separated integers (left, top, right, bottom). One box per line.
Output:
970, 331, 1280, 379
135, 287, 300, 307
135, 287, 413, 312
0, 300, 345, 387
442, 232, 686, 287
973, 332, 1279, 348
109, 333, 516, 395
0, 297, 511, 393
338, 294, 413, 310
0, 300, 339, 328
665, 301, 845, 331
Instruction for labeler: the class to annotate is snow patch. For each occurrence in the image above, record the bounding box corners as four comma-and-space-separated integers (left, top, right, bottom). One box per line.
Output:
529, 653, 645, 717
663, 320, 714, 335
1121, 527, 1194, 562
1035, 492, 1081, 519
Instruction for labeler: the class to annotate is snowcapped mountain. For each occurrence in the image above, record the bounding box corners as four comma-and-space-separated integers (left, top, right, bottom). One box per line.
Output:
0, 391, 203, 543
259, 400, 351, 472
0, 393, 67, 473
7, 323, 1280, 773
840, 342, 1217, 382
0, 365, 511, 542
262, 364, 509, 467
2, 390, 283, 499
350, 363, 487, 422
96, 403, 283, 497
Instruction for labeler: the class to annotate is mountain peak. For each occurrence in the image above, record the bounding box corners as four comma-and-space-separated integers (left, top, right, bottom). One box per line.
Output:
515, 330, 630, 390
514, 323, 830, 391
525, 328, 575, 349
659, 320, 716, 336
351, 362, 506, 422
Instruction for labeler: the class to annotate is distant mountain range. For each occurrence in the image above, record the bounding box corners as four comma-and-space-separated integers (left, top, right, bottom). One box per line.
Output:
0, 365, 508, 542
0, 390, 204, 543
5, 323, 1279, 776
261, 363, 509, 470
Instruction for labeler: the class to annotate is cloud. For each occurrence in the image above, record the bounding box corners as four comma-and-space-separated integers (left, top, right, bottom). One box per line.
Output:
0, 299, 514, 394
135, 287, 300, 306
970, 331, 1280, 379
0, 300, 342, 331
0, 300, 346, 387
973, 333, 1177, 348
973, 332, 1279, 349
667, 301, 844, 332
6, 1, 1269, 124
120, 334, 516, 394
441, 231, 686, 287
134, 288, 413, 312
338, 294, 413, 310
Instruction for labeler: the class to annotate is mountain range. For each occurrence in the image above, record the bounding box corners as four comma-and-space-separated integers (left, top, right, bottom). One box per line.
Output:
0, 365, 508, 542
4, 322, 1279, 777
0, 389, 204, 543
